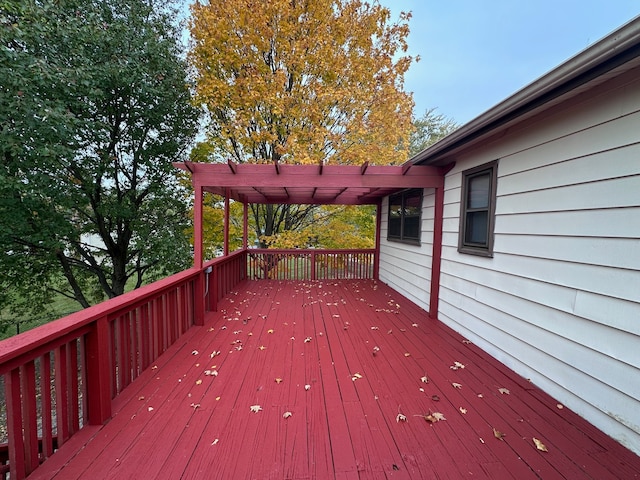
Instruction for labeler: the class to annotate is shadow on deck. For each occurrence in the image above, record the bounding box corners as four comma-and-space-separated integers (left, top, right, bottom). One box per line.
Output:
24, 280, 640, 479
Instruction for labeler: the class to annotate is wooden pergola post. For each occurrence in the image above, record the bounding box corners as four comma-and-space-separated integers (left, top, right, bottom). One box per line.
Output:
243, 202, 249, 249
223, 188, 230, 256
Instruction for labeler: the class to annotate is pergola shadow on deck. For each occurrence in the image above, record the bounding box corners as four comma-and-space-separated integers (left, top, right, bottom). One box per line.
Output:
31, 280, 640, 480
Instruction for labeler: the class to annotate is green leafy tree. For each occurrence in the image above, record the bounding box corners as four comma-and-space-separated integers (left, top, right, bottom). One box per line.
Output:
408, 108, 459, 156
0, 0, 199, 320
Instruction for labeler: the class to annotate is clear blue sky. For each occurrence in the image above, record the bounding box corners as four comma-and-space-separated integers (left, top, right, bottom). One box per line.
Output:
381, 1, 639, 125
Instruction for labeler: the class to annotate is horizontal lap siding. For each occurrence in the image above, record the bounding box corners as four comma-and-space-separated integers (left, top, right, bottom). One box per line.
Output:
379, 190, 435, 312
439, 66, 640, 454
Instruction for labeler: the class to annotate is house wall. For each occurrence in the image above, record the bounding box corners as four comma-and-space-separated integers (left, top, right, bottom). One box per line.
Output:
379, 189, 435, 312
383, 65, 640, 454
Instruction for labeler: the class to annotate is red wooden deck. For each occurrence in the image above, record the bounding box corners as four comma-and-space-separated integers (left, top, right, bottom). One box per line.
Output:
31, 280, 640, 479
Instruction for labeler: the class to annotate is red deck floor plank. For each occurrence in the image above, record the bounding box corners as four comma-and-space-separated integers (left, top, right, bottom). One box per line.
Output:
31, 279, 640, 480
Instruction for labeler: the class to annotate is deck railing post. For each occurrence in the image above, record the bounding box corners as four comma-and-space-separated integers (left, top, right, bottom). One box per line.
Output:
194, 270, 205, 325
84, 316, 112, 425
311, 250, 316, 280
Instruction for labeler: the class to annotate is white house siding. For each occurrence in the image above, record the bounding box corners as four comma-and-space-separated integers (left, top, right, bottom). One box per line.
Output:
378, 189, 435, 312
435, 65, 640, 454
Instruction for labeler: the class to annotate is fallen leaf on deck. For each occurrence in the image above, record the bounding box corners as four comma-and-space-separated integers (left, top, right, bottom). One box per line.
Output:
304, 384, 311, 391
275, 377, 283, 384
138, 396, 145, 401
387, 329, 393, 334
493, 428, 505, 440
396, 413, 407, 423
404, 352, 411, 357
211, 439, 219, 445
215, 396, 221, 401
195, 379, 202, 385
210, 351, 220, 358
351, 372, 363, 381
258, 345, 266, 351
421, 411, 446, 423
557, 403, 564, 409
371, 326, 379, 330
250, 405, 262, 413
420, 375, 428, 383
151, 365, 158, 370
533, 438, 548, 452
372, 346, 380, 355
412, 323, 418, 327
452, 382, 462, 389
498, 388, 510, 395
204, 370, 218, 376
459, 407, 467, 414
450, 361, 465, 370
267, 329, 274, 334
477, 393, 484, 398
283, 411, 293, 419
190, 403, 200, 409
191, 350, 199, 355
462, 339, 471, 344
304, 337, 312, 343
148, 407, 154, 412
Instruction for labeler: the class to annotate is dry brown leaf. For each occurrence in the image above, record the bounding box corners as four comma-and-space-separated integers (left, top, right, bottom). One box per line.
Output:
267, 329, 274, 334
211, 438, 219, 445
304, 384, 311, 391
275, 377, 283, 384
283, 411, 293, 419
423, 411, 446, 423
404, 352, 411, 357
450, 361, 465, 370
557, 403, 564, 409
452, 382, 462, 389
351, 372, 363, 381
195, 379, 203, 385
420, 375, 429, 383
258, 345, 266, 351
498, 387, 510, 395
250, 405, 262, 413
459, 407, 467, 414
533, 438, 548, 452
493, 428, 505, 441
191, 350, 199, 355
396, 413, 407, 423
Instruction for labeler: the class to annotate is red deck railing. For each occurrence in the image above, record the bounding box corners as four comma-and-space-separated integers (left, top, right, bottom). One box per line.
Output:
247, 248, 376, 281
0, 247, 373, 479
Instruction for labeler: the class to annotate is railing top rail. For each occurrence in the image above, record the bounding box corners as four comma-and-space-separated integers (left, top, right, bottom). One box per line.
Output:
248, 248, 376, 254
0, 267, 202, 367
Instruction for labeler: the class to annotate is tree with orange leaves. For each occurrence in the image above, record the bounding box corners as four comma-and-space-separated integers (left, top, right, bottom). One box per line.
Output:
189, 0, 416, 244
189, 0, 415, 168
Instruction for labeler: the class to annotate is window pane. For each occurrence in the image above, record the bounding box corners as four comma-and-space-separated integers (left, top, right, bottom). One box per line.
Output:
389, 196, 402, 218
403, 216, 420, 240
404, 192, 421, 216
465, 211, 488, 245
389, 217, 402, 237
467, 173, 490, 209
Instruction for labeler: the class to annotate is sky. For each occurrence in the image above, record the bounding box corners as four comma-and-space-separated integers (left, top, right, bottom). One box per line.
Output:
380, 1, 640, 125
